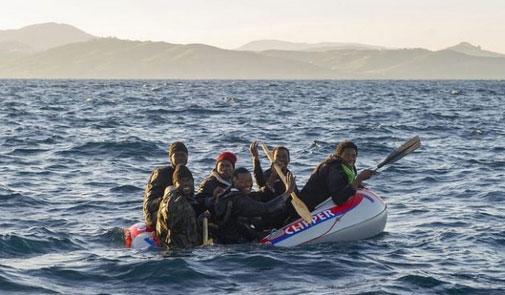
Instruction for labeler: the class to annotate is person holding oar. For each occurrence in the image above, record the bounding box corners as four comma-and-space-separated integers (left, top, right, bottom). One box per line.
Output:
249, 141, 300, 228
297, 140, 376, 214
249, 141, 299, 200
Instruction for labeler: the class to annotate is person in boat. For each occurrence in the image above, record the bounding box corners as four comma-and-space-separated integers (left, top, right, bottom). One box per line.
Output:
298, 140, 376, 212
212, 167, 295, 244
156, 164, 201, 248
194, 151, 237, 213
143, 141, 189, 229
249, 141, 299, 200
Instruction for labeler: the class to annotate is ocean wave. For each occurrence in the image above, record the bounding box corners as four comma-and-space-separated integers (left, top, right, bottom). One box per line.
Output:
55, 138, 160, 158
0, 232, 83, 258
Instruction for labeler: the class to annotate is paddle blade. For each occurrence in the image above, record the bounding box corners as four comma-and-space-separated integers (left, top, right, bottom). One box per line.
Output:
260, 143, 274, 162
376, 136, 421, 169
261, 143, 312, 223
291, 195, 313, 223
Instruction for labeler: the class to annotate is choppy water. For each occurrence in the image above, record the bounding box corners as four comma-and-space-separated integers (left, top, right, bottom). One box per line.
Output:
1, 80, 504, 294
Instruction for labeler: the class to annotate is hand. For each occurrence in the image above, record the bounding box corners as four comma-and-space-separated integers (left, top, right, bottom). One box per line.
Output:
284, 172, 296, 195
353, 169, 376, 188
358, 169, 376, 181
249, 141, 259, 159
202, 210, 211, 219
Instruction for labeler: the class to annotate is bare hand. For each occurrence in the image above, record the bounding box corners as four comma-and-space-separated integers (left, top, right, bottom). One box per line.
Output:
353, 169, 376, 188
284, 172, 296, 195
357, 169, 376, 181
202, 210, 211, 219
249, 141, 259, 159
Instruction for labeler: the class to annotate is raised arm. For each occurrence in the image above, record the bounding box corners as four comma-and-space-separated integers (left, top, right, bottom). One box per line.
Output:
250, 141, 267, 188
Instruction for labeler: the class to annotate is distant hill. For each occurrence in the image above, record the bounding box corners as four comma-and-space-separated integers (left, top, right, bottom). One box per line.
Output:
0, 22, 96, 51
368, 49, 505, 79
0, 38, 334, 79
237, 39, 386, 52
260, 47, 505, 79
0, 41, 36, 64
1, 23, 505, 79
445, 42, 505, 58
259, 48, 431, 74
0, 40, 35, 54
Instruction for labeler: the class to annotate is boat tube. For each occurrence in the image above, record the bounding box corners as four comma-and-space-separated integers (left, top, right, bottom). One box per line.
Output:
124, 222, 160, 250
260, 189, 387, 247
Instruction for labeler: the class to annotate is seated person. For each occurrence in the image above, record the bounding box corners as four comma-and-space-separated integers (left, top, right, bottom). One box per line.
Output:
212, 167, 295, 244
156, 165, 201, 249
299, 140, 375, 212
143, 142, 188, 228
195, 151, 236, 213
249, 141, 298, 200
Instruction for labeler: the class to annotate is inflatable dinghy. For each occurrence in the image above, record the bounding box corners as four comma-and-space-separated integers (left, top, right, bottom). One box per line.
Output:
260, 189, 387, 247
125, 189, 386, 249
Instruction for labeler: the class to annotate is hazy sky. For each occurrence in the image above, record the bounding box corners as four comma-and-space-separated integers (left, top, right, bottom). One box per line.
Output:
1, 0, 504, 52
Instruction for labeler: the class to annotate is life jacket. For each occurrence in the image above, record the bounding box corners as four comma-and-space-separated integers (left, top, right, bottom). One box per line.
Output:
341, 163, 357, 184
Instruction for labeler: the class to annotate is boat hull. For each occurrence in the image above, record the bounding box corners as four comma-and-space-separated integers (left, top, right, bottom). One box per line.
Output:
260, 189, 387, 247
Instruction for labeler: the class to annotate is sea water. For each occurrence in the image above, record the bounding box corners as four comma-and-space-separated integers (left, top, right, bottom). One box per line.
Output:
1, 80, 504, 294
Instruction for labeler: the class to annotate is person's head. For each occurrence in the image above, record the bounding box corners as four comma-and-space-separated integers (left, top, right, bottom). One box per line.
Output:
232, 167, 253, 193
335, 140, 358, 167
173, 164, 194, 196
168, 142, 188, 167
215, 151, 237, 180
273, 146, 290, 170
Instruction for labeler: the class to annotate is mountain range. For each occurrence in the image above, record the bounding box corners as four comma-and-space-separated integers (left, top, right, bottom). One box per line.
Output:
1, 23, 504, 79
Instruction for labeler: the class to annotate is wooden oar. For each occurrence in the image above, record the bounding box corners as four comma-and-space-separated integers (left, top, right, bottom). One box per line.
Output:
202, 214, 213, 246
375, 135, 421, 171
260, 143, 313, 223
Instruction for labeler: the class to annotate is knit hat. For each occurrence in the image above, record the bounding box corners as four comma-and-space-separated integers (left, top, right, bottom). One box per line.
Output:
168, 141, 188, 157
215, 151, 237, 167
173, 164, 193, 183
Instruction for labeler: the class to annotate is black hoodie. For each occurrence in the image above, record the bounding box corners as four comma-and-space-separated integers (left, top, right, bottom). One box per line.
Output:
299, 155, 357, 211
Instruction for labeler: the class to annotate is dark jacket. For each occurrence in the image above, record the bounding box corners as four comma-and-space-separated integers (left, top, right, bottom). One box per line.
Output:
252, 158, 298, 201
143, 165, 175, 228
299, 155, 357, 211
213, 189, 287, 244
156, 188, 201, 248
195, 170, 232, 212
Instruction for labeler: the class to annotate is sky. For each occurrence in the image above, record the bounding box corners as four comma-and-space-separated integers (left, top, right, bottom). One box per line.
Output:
1, 0, 505, 53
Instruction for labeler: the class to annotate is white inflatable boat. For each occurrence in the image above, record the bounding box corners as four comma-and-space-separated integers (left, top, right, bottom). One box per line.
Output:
260, 189, 387, 247
125, 189, 387, 249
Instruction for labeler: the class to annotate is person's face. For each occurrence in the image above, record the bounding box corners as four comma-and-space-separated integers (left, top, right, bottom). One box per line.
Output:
340, 148, 357, 167
274, 149, 290, 170
175, 177, 194, 196
217, 160, 234, 179
233, 173, 253, 194
170, 151, 188, 166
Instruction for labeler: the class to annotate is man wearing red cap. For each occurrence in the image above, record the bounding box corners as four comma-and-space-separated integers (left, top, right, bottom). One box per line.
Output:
195, 151, 237, 213
143, 141, 188, 229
